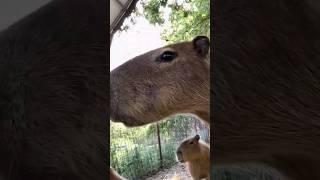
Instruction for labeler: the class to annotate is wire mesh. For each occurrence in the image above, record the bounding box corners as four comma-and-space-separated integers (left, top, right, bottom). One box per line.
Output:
110, 115, 209, 179
110, 115, 279, 180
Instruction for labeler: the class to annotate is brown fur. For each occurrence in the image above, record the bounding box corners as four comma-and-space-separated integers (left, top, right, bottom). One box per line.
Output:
111, 0, 320, 179
176, 135, 210, 180
213, 0, 320, 179
110, 37, 209, 179
110, 36, 210, 127
0, 0, 107, 179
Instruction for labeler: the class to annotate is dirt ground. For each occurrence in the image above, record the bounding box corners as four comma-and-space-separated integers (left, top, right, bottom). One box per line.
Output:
145, 163, 192, 180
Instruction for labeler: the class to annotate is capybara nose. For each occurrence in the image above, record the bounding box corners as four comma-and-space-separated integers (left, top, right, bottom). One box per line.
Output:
177, 150, 182, 155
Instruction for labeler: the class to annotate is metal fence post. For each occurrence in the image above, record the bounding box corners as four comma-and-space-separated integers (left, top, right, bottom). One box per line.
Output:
156, 122, 163, 168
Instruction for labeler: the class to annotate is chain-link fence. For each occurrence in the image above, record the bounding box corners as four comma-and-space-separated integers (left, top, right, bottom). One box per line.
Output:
110, 115, 279, 180
110, 115, 209, 180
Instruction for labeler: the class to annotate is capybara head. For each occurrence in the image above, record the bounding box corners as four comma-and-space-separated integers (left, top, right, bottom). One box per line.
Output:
110, 36, 210, 126
176, 135, 202, 163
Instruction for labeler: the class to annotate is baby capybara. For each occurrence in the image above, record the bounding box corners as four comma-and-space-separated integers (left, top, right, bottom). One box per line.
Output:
176, 135, 210, 180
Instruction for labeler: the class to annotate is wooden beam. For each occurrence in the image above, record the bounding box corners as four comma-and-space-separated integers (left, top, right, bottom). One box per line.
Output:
110, 0, 138, 37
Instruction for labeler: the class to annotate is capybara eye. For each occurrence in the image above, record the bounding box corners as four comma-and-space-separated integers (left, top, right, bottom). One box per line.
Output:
158, 51, 177, 63
189, 141, 194, 144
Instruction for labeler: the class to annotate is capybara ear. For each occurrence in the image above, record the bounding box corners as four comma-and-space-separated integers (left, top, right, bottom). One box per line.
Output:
194, 134, 200, 141
192, 36, 210, 57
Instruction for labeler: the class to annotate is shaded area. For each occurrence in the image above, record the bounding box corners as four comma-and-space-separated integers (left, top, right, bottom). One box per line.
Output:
213, 165, 281, 180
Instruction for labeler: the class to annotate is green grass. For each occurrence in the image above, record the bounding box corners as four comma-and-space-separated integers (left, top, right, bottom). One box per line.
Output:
111, 142, 178, 179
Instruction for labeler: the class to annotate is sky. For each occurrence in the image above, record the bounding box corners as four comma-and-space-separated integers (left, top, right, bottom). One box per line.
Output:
109, 0, 175, 71
110, 16, 166, 71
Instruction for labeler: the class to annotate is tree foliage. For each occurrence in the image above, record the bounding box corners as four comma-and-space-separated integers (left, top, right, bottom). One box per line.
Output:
141, 0, 210, 43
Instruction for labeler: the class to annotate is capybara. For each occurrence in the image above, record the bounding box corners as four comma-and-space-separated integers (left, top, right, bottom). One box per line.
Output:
176, 135, 210, 180
110, 37, 210, 178
110, 36, 210, 126
111, 1, 320, 179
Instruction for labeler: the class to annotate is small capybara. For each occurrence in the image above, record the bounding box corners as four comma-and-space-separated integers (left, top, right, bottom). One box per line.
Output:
110, 36, 210, 179
176, 135, 210, 180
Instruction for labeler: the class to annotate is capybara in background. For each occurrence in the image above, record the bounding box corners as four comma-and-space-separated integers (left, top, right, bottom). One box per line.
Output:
0, 0, 107, 179
110, 36, 210, 180
176, 135, 210, 180
111, 0, 320, 179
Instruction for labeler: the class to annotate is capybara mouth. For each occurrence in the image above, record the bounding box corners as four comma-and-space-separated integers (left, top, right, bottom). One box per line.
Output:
176, 156, 184, 163
110, 112, 147, 127
118, 120, 146, 127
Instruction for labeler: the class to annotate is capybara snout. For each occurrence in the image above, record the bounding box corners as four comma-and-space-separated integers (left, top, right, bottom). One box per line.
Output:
176, 150, 184, 163
176, 135, 202, 162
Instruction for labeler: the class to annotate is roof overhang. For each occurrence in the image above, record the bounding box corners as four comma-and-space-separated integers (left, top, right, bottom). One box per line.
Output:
110, 0, 139, 40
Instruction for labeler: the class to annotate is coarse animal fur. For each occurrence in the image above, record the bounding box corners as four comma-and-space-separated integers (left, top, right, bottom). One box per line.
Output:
110, 36, 209, 179
0, 0, 107, 179
213, 0, 320, 179
112, 1, 320, 176
176, 135, 210, 180
110, 36, 210, 126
